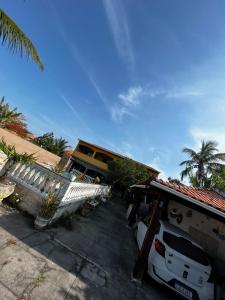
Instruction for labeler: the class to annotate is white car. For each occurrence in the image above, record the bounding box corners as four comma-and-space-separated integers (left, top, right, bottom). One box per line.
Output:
136, 220, 215, 300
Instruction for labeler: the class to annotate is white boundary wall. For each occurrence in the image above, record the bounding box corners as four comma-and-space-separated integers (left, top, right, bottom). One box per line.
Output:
7, 162, 110, 219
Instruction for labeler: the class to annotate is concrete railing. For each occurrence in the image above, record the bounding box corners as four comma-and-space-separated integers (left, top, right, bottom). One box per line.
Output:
62, 182, 110, 203
52, 181, 110, 220
7, 162, 110, 219
8, 162, 70, 199
70, 169, 95, 184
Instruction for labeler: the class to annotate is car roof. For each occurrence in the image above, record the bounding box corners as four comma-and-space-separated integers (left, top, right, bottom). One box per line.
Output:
159, 220, 203, 249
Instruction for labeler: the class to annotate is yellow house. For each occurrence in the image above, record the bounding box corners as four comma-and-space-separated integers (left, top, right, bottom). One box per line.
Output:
67, 139, 159, 180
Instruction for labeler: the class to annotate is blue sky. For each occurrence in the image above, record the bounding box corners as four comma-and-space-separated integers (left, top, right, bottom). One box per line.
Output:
1, 0, 225, 179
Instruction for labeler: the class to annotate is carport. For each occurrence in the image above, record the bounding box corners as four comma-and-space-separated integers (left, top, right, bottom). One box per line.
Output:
128, 178, 225, 290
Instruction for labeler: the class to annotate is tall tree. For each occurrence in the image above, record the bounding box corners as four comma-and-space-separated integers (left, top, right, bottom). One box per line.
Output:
34, 132, 69, 156
0, 97, 30, 138
211, 166, 225, 191
0, 8, 44, 70
180, 140, 225, 188
0, 97, 23, 128
107, 158, 150, 191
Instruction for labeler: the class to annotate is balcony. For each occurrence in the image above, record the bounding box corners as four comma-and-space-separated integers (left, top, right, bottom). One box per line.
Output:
73, 150, 108, 171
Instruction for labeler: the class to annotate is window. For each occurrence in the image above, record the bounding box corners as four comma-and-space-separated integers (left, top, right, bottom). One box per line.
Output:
78, 145, 94, 156
163, 232, 209, 266
69, 161, 85, 173
94, 152, 113, 163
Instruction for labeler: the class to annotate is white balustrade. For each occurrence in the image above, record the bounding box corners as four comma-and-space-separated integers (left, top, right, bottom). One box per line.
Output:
7, 162, 111, 219
61, 182, 110, 204
8, 162, 71, 198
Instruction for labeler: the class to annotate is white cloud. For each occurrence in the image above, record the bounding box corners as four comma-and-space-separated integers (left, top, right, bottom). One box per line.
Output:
166, 88, 204, 99
88, 75, 110, 110
102, 0, 134, 69
112, 84, 160, 122
190, 127, 225, 151
111, 85, 144, 122
111, 104, 134, 123
52, 8, 110, 113
61, 94, 81, 120
148, 156, 168, 181
112, 80, 207, 123
120, 142, 134, 158
60, 94, 93, 134
118, 86, 143, 106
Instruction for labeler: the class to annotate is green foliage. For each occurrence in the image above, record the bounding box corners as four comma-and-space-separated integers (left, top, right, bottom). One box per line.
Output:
0, 97, 23, 128
180, 140, 225, 188
211, 166, 225, 191
5, 192, 22, 209
51, 164, 64, 175
0, 8, 44, 70
0, 139, 36, 163
168, 177, 183, 185
39, 191, 60, 219
34, 132, 69, 157
107, 158, 150, 190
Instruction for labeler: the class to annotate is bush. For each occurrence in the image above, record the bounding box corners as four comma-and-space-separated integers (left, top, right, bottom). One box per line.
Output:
39, 191, 59, 219
107, 158, 150, 191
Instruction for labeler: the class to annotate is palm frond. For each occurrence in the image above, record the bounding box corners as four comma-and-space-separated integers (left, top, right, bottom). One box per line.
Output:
179, 159, 196, 166
208, 162, 224, 171
182, 147, 197, 158
0, 9, 44, 70
180, 166, 193, 181
201, 140, 218, 154
212, 153, 225, 161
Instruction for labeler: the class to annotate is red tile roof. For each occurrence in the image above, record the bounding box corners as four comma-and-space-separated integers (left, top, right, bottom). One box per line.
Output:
152, 179, 225, 214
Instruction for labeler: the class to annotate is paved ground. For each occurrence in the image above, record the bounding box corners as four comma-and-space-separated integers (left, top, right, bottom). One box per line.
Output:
0, 196, 181, 300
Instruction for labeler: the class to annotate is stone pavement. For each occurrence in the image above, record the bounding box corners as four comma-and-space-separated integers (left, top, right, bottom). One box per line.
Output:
0, 197, 181, 300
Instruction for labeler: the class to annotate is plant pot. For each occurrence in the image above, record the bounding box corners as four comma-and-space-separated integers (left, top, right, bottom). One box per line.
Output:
34, 215, 51, 229
0, 180, 16, 203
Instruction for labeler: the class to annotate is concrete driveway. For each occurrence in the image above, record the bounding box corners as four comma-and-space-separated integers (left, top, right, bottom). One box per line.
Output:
0, 197, 181, 300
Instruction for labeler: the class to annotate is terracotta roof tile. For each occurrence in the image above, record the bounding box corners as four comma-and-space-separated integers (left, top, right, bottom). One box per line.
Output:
153, 178, 225, 214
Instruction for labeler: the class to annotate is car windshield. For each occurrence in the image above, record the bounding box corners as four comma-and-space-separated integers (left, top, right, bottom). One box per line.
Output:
163, 231, 209, 266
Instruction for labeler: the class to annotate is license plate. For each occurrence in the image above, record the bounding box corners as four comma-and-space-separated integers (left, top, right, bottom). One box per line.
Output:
174, 282, 193, 299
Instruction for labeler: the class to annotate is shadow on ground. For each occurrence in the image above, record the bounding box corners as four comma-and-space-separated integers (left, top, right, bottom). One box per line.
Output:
0, 195, 181, 300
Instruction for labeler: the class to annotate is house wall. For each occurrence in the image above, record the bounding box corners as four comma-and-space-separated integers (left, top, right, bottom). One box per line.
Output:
167, 200, 225, 271
72, 140, 159, 177
73, 150, 108, 171
0, 128, 61, 168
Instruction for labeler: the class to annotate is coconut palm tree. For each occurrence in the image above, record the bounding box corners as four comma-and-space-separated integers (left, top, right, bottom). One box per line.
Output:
0, 97, 23, 128
0, 8, 44, 70
34, 132, 69, 157
180, 140, 225, 188
54, 137, 69, 156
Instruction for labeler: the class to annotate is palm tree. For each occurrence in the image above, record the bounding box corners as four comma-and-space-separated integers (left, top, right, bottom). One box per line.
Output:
0, 8, 44, 70
180, 140, 225, 188
0, 97, 23, 128
54, 137, 69, 156
34, 132, 69, 156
